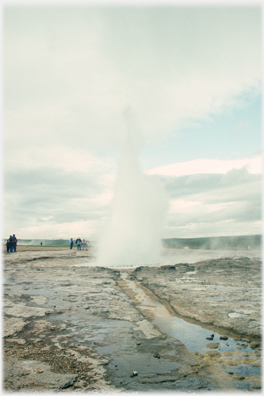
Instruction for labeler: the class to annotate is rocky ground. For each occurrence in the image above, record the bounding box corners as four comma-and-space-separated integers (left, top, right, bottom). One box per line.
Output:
2, 247, 262, 392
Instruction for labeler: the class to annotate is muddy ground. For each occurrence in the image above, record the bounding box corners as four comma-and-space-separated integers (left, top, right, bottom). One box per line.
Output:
2, 247, 262, 392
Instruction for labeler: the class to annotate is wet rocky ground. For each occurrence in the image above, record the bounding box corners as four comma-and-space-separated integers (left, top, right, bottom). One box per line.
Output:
2, 247, 262, 392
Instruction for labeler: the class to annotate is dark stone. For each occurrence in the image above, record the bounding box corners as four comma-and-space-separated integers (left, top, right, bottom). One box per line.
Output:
250, 341, 260, 349
220, 336, 228, 340
134, 267, 144, 272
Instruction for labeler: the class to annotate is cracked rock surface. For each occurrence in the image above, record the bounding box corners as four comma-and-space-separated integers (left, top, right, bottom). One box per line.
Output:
132, 256, 261, 338
3, 247, 262, 392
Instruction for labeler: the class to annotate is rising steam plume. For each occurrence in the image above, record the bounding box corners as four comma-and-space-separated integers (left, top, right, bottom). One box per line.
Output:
97, 107, 168, 267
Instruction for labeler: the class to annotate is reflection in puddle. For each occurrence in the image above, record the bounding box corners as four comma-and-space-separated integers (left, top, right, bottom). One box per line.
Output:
119, 271, 261, 389
153, 316, 260, 364
228, 312, 246, 318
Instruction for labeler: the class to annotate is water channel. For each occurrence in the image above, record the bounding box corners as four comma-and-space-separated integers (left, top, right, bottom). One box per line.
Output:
116, 271, 261, 391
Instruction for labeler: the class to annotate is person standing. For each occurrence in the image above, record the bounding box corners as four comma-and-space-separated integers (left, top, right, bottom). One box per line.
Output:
6, 239, 10, 253
9, 235, 13, 253
13, 234, 17, 252
76, 238, 81, 251
70, 238, 74, 249
82, 239, 88, 250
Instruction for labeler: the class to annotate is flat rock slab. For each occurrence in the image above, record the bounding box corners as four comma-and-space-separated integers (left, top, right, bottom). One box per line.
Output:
4, 359, 78, 390
132, 257, 261, 338
4, 317, 27, 337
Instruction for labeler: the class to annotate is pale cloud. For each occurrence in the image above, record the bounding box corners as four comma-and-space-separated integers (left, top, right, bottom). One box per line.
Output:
88, 192, 114, 207
169, 200, 228, 214
4, 145, 116, 175
4, 7, 261, 150
3, 6, 261, 240
159, 162, 261, 238
17, 219, 98, 240
4, 153, 261, 239
147, 155, 262, 177
164, 220, 262, 239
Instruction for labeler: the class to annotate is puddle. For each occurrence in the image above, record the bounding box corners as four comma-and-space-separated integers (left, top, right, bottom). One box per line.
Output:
153, 316, 260, 361
3, 278, 17, 285
205, 296, 224, 301
73, 261, 97, 267
105, 353, 182, 378
119, 271, 262, 389
228, 312, 247, 318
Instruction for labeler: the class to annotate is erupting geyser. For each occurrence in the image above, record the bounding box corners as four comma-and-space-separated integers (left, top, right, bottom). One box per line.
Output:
97, 108, 168, 267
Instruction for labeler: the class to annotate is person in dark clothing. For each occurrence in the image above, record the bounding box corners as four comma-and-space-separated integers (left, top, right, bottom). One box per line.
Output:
76, 238, 82, 250
70, 238, 74, 249
6, 239, 10, 253
13, 234, 17, 252
9, 235, 14, 253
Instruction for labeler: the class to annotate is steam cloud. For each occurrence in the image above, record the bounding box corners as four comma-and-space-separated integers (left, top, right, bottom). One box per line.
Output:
97, 108, 168, 267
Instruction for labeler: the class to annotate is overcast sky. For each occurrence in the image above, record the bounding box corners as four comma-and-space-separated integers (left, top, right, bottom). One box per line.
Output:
3, 4, 262, 240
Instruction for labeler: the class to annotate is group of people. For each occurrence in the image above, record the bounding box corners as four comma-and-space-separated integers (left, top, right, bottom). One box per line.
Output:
69, 238, 88, 251
6, 234, 17, 253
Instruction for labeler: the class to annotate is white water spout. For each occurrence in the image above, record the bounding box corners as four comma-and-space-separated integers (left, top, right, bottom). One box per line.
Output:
97, 108, 168, 267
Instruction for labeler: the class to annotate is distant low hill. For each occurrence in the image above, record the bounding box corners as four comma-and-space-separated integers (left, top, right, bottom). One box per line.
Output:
162, 235, 261, 250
